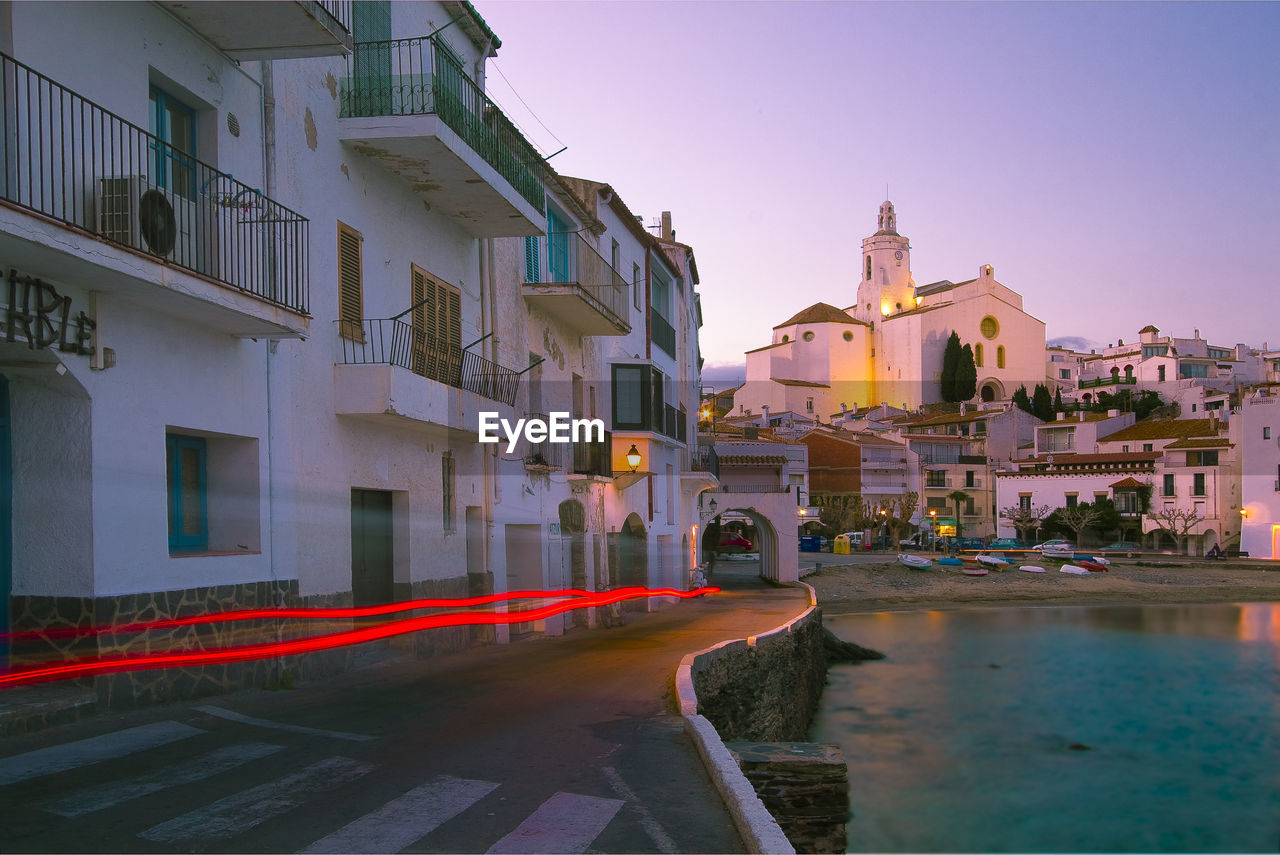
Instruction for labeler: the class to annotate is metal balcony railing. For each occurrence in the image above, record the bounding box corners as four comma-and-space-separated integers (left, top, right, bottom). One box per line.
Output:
316, 0, 353, 33
339, 35, 545, 213
525, 230, 629, 323
690, 445, 719, 477
0, 52, 309, 314
335, 319, 519, 405
1080, 375, 1138, 389
714, 484, 791, 494
652, 312, 676, 357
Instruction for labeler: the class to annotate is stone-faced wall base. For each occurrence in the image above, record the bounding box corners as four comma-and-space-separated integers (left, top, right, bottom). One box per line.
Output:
727, 741, 848, 855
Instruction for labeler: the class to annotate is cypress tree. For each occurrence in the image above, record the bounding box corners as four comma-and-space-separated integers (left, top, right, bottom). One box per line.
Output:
1012, 385, 1032, 415
1053, 387, 1063, 413
940, 331, 961, 402
956, 344, 977, 401
1032, 383, 1053, 421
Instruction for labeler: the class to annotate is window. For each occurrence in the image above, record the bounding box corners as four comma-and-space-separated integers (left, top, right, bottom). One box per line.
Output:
1163, 473, 1175, 496
1019, 495, 1032, 511
1060, 368, 1070, 379
843, 331, 853, 342
149, 86, 198, 199
442, 452, 455, 532
865, 256, 871, 280
781, 335, 790, 343
980, 316, 999, 339
1180, 363, 1210, 379
997, 345, 1005, 369
612, 364, 664, 431
1143, 443, 1153, 452
926, 496, 948, 509
611, 238, 621, 278
1191, 404, 1197, 412
975, 343, 984, 367
802, 331, 815, 342
926, 471, 946, 487
964, 497, 975, 515
546, 206, 572, 282
975, 421, 986, 434
1042, 426, 1075, 452
651, 263, 672, 320
1187, 450, 1219, 467
337, 222, 363, 340
1158, 365, 1166, 382
167, 434, 208, 552
805, 397, 814, 413
1193, 472, 1206, 496
1115, 492, 1138, 514
1065, 494, 1078, 508
1264, 426, 1271, 440
632, 263, 642, 311
411, 266, 461, 383
965, 470, 975, 488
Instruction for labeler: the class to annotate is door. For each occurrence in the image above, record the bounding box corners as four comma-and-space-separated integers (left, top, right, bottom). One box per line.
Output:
504, 524, 542, 636
0, 376, 10, 665
351, 489, 394, 608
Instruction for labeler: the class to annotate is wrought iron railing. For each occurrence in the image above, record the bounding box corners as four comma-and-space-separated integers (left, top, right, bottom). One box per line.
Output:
334, 319, 519, 405
713, 484, 791, 494
652, 312, 676, 357
315, 0, 353, 33
571, 430, 612, 477
524, 230, 629, 325
664, 403, 678, 439
690, 445, 719, 478
339, 35, 545, 213
0, 52, 309, 314
1080, 375, 1138, 389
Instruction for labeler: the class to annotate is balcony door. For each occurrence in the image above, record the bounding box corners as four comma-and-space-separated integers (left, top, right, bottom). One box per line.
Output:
547, 207, 572, 282
351, 0, 392, 116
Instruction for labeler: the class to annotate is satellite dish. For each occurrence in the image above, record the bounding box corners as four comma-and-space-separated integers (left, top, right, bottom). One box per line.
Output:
138, 189, 177, 256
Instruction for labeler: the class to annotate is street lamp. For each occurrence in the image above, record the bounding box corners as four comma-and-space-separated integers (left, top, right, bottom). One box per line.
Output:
626, 444, 642, 472
929, 509, 937, 551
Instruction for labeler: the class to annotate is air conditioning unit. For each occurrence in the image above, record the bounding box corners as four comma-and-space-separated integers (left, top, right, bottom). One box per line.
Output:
96, 176, 209, 273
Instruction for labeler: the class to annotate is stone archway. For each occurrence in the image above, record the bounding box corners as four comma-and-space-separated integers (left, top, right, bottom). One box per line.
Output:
700, 489, 799, 583
612, 512, 649, 609
979, 378, 1005, 403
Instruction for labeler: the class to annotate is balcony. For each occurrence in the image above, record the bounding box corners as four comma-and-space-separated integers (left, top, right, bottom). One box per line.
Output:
570, 430, 612, 478
522, 231, 630, 335
690, 445, 720, 478
1079, 375, 1138, 389
155, 1, 353, 59
862, 458, 907, 470
0, 53, 309, 337
652, 312, 676, 358
333, 318, 520, 429
338, 35, 546, 237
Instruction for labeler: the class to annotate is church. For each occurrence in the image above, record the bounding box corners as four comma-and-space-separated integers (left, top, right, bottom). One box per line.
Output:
733, 201, 1047, 421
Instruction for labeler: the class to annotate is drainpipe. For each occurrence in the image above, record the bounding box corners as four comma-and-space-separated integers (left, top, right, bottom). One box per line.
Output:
261, 61, 276, 197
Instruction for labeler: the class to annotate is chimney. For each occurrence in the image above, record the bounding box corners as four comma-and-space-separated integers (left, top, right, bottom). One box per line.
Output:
661, 211, 673, 241
1056, 412, 1066, 421
762, 404, 770, 423
1195, 328, 1200, 339
841, 403, 848, 413
960, 402, 967, 415
1107, 408, 1119, 417
1078, 411, 1086, 422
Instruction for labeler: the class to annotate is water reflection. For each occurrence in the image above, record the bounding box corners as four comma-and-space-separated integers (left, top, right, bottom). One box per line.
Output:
813, 604, 1280, 853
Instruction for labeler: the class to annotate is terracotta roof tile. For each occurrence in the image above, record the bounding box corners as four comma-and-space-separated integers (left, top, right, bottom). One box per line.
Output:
773, 303, 864, 328
1099, 418, 1217, 442
1109, 477, 1147, 488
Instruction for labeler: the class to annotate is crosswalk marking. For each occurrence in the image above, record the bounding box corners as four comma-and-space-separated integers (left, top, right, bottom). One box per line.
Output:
137, 755, 374, 843
486, 791, 625, 854
194, 705, 374, 742
299, 775, 500, 854
43, 742, 284, 817
0, 721, 203, 786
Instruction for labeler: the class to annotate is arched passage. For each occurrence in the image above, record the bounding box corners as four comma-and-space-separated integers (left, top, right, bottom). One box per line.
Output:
699, 489, 799, 583
611, 512, 649, 609
979, 378, 1004, 402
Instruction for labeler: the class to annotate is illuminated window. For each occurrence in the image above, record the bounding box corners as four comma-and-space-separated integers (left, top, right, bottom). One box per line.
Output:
997, 345, 1006, 369
980, 316, 999, 339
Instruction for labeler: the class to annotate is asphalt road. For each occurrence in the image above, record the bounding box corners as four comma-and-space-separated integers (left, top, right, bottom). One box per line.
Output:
0, 566, 809, 854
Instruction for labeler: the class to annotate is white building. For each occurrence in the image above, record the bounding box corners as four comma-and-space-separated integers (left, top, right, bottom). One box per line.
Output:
735, 201, 1047, 416
1235, 386, 1280, 559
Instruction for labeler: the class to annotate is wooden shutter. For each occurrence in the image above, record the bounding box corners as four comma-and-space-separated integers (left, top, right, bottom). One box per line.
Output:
414, 267, 461, 384
411, 265, 427, 376
338, 223, 363, 341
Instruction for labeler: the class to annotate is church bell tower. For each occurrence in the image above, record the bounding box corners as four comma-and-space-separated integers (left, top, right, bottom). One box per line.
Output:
854, 200, 914, 323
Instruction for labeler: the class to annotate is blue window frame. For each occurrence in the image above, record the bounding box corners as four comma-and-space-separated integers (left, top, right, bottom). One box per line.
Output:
167, 434, 208, 552
546, 207, 572, 282
149, 86, 198, 199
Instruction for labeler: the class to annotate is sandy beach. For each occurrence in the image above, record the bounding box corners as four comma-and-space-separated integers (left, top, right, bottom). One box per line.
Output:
803, 556, 1280, 614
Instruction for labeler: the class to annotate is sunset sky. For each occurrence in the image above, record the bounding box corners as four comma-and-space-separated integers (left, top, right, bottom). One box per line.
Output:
479, 1, 1279, 386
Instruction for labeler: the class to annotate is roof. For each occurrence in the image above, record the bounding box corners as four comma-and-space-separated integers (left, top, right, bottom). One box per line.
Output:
745, 340, 790, 355
1019, 452, 1162, 466
773, 303, 862, 329
559, 176, 655, 248
1097, 418, 1218, 442
1139, 325, 1160, 334
718, 455, 787, 466
1163, 437, 1233, 449
443, 1, 501, 51
1109, 477, 1148, 488
1041, 412, 1122, 425
896, 410, 1004, 428
773, 378, 829, 388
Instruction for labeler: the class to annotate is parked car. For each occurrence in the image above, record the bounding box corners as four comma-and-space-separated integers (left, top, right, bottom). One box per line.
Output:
899, 532, 926, 550
1032, 539, 1073, 552
1102, 541, 1140, 557
987, 538, 1029, 553
718, 533, 753, 550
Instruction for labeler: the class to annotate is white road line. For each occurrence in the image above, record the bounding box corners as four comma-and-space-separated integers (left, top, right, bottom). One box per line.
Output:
0, 721, 203, 786
194, 705, 374, 742
137, 756, 374, 843
43, 742, 284, 817
298, 775, 500, 854
601, 765, 679, 854
486, 791, 625, 854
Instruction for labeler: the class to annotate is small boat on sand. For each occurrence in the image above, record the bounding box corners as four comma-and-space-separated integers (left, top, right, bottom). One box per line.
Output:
1059, 564, 1090, 575
1019, 565, 1046, 573
962, 565, 989, 576
977, 553, 1010, 571
938, 557, 963, 567
1078, 560, 1109, 572
898, 553, 932, 569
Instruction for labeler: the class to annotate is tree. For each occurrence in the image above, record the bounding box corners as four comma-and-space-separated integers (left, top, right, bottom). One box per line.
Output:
955, 344, 977, 401
1053, 387, 1063, 413
1056, 502, 1104, 546
1147, 506, 1205, 555
940, 332, 962, 402
948, 490, 970, 538
816, 494, 870, 535
876, 492, 920, 547
999, 504, 1051, 544
1032, 384, 1053, 421
1012, 385, 1032, 415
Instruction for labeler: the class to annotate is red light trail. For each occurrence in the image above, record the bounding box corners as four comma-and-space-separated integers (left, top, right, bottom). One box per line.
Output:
0, 586, 719, 689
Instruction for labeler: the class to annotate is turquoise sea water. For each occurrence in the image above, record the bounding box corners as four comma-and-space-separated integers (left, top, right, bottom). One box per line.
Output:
812, 604, 1280, 853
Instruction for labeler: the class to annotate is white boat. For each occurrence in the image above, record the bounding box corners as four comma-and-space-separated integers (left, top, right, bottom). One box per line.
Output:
961, 565, 989, 576
1019, 565, 1046, 573
898, 553, 932, 569
1059, 564, 1091, 575
977, 553, 1010, 569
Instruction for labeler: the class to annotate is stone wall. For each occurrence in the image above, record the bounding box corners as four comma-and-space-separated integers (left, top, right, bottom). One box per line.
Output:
690, 607, 828, 741
727, 742, 848, 855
